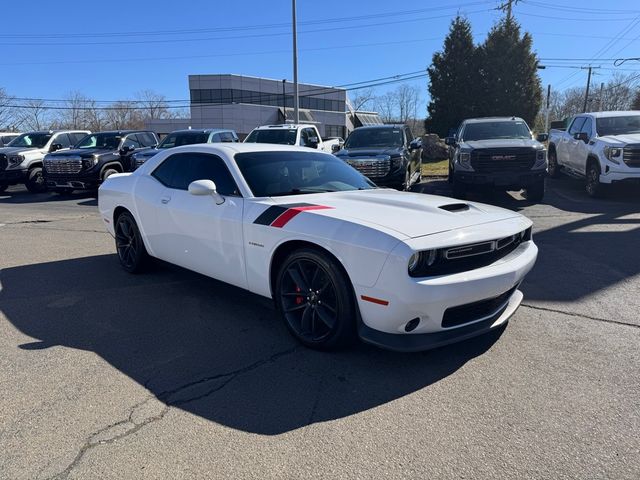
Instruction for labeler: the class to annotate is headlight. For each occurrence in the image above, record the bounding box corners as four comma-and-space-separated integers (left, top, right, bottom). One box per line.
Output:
456, 151, 473, 171
533, 149, 547, 169
82, 156, 99, 169
390, 155, 402, 168
8, 154, 25, 167
604, 146, 622, 164
408, 249, 437, 275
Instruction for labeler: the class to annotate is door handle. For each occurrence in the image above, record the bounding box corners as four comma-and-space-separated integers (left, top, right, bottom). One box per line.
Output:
160, 196, 171, 204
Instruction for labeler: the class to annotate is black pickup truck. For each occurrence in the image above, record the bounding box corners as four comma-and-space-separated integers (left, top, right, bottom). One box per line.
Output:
446, 117, 548, 201
43, 130, 158, 193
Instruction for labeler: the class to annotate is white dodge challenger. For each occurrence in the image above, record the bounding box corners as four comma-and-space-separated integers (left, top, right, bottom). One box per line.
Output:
98, 143, 538, 352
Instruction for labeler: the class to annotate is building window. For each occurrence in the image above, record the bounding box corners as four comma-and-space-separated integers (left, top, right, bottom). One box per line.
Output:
189, 88, 344, 112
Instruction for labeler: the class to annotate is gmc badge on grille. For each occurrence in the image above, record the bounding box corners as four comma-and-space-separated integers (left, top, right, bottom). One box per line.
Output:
491, 155, 517, 161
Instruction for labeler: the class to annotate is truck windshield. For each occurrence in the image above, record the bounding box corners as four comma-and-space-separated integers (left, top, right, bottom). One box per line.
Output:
596, 115, 640, 136
9, 133, 52, 148
244, 129, 297, 145
158, 132, 209, 149
462, 121, 531, 141
344, 128, 403, 148
76, 133, 122, 150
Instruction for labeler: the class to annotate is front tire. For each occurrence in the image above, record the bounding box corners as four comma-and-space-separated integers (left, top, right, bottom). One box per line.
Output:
26, 167, 47, 193
525, 179, 545, 202
586, 162, 603, 198
102, 168, 119, 182
115, 211, 149, 274
275, 248, 356, 350
548, 149, 560, 178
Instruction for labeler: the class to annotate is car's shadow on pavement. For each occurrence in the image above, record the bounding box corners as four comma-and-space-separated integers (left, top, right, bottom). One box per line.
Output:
0, 188, 97, 205
0, 254, 504, 435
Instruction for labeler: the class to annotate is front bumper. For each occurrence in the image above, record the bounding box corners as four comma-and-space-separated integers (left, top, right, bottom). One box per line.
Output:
454, 169, 546, 188
354, 218, 537, 352
600, 168, 640, 184
44, 171, 101, 190
0, 168, 27, 185
371, 166, 405, 188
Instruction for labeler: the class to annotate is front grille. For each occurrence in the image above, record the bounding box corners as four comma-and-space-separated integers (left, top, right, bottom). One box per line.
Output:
623, 145, 640, 167
345, 158, 390, 178
442, 286, 517, 329
44, 157, 82, 175
471, 148, 536, 173
0, 154, 7, 171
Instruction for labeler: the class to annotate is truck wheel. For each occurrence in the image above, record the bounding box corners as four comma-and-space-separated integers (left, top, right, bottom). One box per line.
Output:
548, 149, 560, 177
452, 177, 466, 199
26, 167, 47, 193
586, 162, 603, 198
525, 179, 545, 202
102, 168, 119, 182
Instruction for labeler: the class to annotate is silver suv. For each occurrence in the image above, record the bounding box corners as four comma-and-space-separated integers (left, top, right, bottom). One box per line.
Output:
0, 130, 90, 193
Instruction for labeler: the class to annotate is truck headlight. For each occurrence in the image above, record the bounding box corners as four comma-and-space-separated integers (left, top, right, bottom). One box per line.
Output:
82, 156, 99, 169
8, 154, 25, 167
533, 149, 547, 169
390, 155, 402, 168
457, 151, 473, 170
604, 146, 622, 164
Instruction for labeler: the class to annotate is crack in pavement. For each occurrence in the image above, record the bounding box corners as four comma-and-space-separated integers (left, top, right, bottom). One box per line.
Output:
45, 346, 299, 480
521, 303, 640, 329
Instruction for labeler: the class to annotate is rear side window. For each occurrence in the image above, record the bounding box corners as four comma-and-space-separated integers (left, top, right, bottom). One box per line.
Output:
152, 152, 239, 196
568, 117, 586, 135
220, 131, 237, 142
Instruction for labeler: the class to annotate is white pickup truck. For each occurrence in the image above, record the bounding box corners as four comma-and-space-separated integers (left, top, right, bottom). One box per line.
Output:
548, 111, 640, 197
243, 124, 335, 153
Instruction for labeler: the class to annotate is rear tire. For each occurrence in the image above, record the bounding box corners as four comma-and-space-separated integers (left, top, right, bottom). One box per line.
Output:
275, 248, 356, 350
26, 167, 47, 193
114, 211, 149, 274
525, 179, 545, 202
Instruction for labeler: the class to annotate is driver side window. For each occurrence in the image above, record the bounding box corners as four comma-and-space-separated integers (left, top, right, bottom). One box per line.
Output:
569, 117, 586, 135
580, 118, 593, 139
122, 134, 142, 149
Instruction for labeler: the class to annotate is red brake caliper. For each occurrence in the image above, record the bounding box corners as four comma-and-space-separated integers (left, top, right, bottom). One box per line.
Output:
295, 286, 303, 305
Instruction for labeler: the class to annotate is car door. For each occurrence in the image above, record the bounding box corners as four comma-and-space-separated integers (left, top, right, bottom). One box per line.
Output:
560, 116, 585, 171
147, 151, 247, 289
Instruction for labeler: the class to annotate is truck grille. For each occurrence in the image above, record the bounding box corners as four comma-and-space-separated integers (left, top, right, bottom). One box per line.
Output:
623, 145, 640, 167
0, 154, 6, 171
471, 148, 536, 173
345, 157, 390, 179
44, 157, 82, 174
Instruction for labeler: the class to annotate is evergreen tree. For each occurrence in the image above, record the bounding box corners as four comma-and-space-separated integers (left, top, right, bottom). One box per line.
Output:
426, 16, 479, 137
477, 17, 542, 125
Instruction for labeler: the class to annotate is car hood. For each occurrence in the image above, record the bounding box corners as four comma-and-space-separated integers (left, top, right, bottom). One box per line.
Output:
461, 139, 542, 149
598, 133, 640, 145
264, 189, 522, 239
336, 146, 404, 158
0, 146, 43, 156
47, 148, 115, 157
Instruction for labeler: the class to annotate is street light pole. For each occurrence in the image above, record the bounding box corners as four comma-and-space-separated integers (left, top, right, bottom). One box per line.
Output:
282, 79, 287, 122
292, 0, 300, 124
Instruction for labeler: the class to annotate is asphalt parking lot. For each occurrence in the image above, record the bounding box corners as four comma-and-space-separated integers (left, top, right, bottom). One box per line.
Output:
1, 178, 639, 479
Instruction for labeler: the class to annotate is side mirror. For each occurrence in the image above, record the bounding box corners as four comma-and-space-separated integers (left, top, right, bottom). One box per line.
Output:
188, 179, 225, 205
444, 137, 456, 146
308, 136, 319, 148
120, 145, 134, 155
50, 143, 63, 152
573, 132, 589, 143
331, 143, 341, 154
409, 140, 422, 151
536, 133, 549, 142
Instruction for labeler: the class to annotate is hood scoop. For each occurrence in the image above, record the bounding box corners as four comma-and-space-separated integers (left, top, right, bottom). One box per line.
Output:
438, 203, 470, 213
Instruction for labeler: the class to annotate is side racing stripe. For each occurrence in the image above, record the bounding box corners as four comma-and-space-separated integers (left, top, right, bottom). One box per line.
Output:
253, 203, 333, 228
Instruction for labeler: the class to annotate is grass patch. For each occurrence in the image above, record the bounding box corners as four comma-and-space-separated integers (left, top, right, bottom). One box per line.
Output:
422, 159, 449, 177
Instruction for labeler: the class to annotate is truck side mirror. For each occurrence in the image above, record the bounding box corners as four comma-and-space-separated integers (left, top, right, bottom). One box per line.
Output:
308, 136, 319, 148
536, 133, 549, 142
573, 132, 589, 143
409, 139, 422, 151
120, 145, 134, 155
50, 143, 63, 152
331, 143, 340, 153
444, 137, 456, 146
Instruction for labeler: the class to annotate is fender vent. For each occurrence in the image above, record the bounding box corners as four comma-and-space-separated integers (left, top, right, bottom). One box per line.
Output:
439, 203, 469, 212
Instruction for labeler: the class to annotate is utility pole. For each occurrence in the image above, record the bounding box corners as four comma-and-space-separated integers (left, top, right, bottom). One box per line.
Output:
292, 0, 300, 124
282, 79, 287, 122
545, 84, 551, 133
498, 0, 520, 21
582, 66, 594, 113
598, 82, 605, 112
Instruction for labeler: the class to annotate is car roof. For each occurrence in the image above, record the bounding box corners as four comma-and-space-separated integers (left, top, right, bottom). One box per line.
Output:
175, 142, 330, 155
353, 124, 406, 130
90, 130, 154, 135
169, 128, 235, 134
579, 110, 640, 118
463, 117, 525, 124
252, 124, 316, 130
19, 130, 90, 135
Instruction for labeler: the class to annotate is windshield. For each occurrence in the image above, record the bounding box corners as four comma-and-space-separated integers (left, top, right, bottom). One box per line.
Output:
244, 129, 297, 145
235, 151, 376, 197
596, 115, 640, 136
159, 132, 210, 149
462, 121, 531, 141
9, 133, 52, 148
344, 128, 403, 148
76, 133, 122, 150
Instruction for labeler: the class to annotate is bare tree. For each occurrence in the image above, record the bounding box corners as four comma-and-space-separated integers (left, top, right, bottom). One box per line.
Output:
52, 91, 98, 129
349, 88, 376, 111
18, 100, 50, 131
104, 101, 143, 130
396, 84, 421, 124
374, 91, 397, 123
0, 88, 18, 130
135, 89, 171, 121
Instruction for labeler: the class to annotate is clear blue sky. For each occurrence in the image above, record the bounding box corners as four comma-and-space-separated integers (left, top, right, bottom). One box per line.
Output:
1, 0, 639, 111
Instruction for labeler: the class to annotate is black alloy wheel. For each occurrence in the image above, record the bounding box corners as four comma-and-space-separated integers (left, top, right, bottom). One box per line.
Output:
276, 248, 355, 350
26, 167, 47, 193
115, 212, 148, 273
585, 162, 602, 198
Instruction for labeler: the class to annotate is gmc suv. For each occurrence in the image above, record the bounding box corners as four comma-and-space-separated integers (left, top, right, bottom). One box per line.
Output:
446, 117, 547, 201
43, 130, 158, 193
333, 125, 422, 190
131, 128, 238, 170
0, 130, 89, 193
